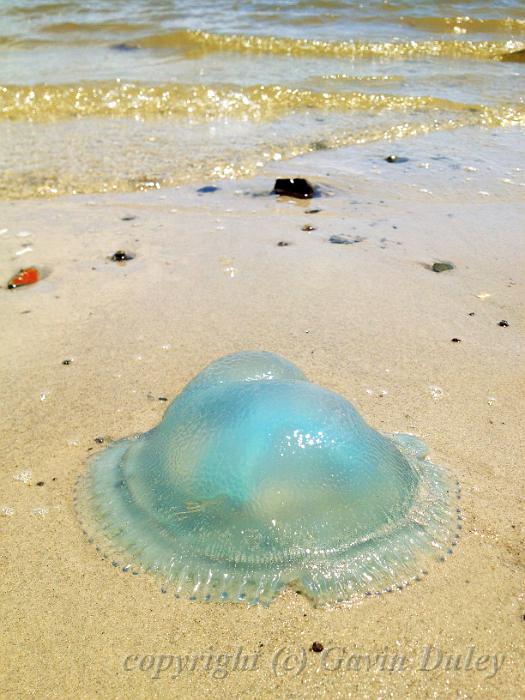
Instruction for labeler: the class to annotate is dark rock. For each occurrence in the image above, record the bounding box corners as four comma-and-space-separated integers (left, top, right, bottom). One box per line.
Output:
111, 250, 134, 262
329, 235, 364, 245
277, 241, 290, 247
62, 359, 72, 365
197, 185, 220, 194
158, 396, 168, 401
94, 436, 105, 444
432, 261, 454, 273
273, 178, 315, 199
311, 642, 324, 653
302, 224, 316, 232
36, 481, 45, 486
451, 338, 462, 343
121, 215, 136, 221
498, 320, 509, 327
110, 43, 139, 52
385, 155, 409, 164
305, 208, 321, 214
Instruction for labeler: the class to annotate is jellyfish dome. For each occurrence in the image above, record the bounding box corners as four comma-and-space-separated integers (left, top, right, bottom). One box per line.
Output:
76, 351, 460, 604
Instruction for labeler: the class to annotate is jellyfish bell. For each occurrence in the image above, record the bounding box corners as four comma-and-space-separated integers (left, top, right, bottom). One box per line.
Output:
76, 351, 460, 604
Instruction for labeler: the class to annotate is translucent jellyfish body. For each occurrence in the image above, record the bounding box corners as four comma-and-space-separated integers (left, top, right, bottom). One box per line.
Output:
76, 351, 460, 604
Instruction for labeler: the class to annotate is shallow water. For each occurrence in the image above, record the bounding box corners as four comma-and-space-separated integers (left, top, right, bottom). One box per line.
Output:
0, 0, 523, 198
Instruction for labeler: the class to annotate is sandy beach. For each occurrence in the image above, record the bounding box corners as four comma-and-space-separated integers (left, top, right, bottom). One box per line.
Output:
1, 127, 524, 698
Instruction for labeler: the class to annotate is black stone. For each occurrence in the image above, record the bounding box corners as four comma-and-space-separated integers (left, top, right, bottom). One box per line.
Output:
305, 208, 321, 214
311, 642, 324, 653
302, 224, 316, 232
277, 241, 290, 247
158, 396, 168, 401
498, 320, 509, 327
62, 359, 72, 365
451, 338, 461, 343
94, 436, 105, 444
111, 250, 134, 261
273, 178, 315, 199
36, 481, 45, 486
197, 185, 220, 193
385, 155, 409, 164
121, 215, 136, 221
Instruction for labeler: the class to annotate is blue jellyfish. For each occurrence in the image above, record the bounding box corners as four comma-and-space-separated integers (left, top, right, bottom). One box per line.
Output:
76, 351, 460, 604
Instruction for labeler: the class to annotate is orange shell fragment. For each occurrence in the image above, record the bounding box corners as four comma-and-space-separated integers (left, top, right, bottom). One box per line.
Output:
7, 267, 39, 289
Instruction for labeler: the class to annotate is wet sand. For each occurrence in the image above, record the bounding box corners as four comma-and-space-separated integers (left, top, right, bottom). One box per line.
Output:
1, 128, 524, 698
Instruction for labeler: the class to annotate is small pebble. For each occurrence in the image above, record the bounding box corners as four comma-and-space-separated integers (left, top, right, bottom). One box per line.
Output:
121, 215, 136, 221
197, 185, 220, 194
498, 320, 509, 327
329, 235, 364, 245
62, 359, 72, 365
451, 338, 461, 343
432, 262, 454, 273
302, 225, 316, 232
311, 642, 324, 653
111, 250, 134, 262
94, 436, 105, 444
277, 241, 290, 247
305, 208, 321, 214
385, 155, 408, 164
7, 267, 39, 289
36, 481, 45, 486
158, 396, 168, 402
273, 178, 315, 199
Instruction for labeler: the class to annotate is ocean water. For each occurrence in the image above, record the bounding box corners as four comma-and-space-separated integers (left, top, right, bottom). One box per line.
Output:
0, 0, 523, 198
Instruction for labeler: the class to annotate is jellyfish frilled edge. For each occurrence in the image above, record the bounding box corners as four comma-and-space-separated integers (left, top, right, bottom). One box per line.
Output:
75, 351, 461, 605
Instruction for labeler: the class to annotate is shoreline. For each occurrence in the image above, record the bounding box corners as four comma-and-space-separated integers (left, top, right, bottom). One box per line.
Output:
1, 126, 523, 698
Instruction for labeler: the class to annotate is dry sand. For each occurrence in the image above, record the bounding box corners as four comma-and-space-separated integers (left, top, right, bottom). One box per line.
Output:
1, 128, 524, 699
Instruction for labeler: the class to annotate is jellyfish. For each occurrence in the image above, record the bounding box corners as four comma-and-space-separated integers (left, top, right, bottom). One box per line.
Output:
76, 351, 460, 604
